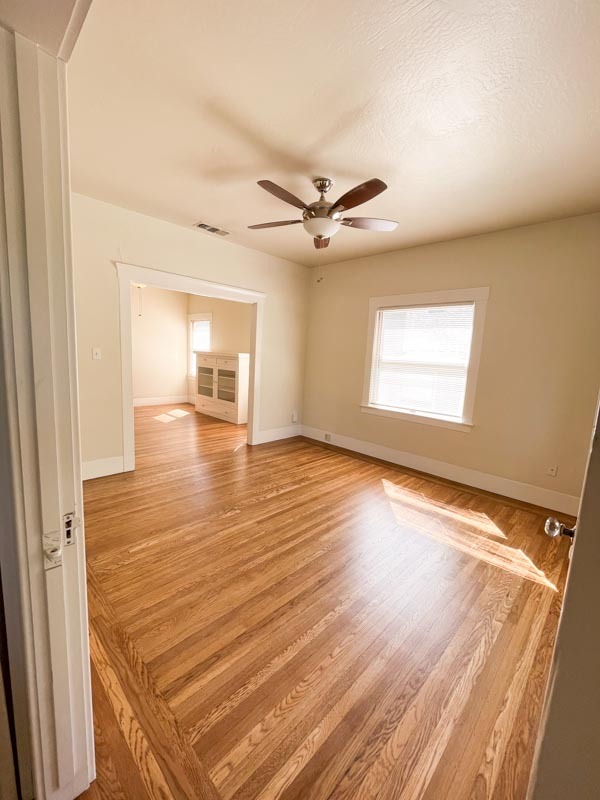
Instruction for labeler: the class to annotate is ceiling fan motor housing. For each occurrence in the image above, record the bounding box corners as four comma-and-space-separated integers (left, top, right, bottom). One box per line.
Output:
302, 200, 341, 221
312, 176, 334, 196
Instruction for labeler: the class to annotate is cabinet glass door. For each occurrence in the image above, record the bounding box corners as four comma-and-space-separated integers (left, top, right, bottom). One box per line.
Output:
197, 366, 214, 397
217, 369, 236, 403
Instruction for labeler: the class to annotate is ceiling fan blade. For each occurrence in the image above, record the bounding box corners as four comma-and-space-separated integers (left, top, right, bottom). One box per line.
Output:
314, 237, 330, 249
257, 180, 307, 210
341, 217, 398, 231
248, 220, 302, 229
331, 178, 387, 212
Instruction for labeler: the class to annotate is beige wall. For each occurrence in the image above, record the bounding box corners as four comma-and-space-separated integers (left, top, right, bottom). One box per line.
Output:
303, 213, 600, 500
74, 191, 599, 504
73, 193, 309, 463
187, 294, 252, 354
130, 287, 252, 404
131, 285, 188, 401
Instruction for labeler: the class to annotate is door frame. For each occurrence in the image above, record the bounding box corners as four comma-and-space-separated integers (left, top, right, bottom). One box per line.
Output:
528, 395, 600, 797
116, 262, 266, 470
0, 29, 94, 799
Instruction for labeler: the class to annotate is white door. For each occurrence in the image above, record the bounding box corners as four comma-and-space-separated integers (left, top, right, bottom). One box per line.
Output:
528, 397, 600, 798
0, 30, 93, 800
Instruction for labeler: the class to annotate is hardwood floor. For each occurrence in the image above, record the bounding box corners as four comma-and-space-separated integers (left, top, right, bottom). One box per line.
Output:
78, 404, 571, 800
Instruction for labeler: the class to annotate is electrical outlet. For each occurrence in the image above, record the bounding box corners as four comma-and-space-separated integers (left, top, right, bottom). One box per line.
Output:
546, 464, 558, 477
324, 433, 332, 442
92, 347, 102, 361
291, 409, 298, 423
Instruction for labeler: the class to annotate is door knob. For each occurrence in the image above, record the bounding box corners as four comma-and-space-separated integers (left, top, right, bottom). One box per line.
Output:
544, 517, 575, 540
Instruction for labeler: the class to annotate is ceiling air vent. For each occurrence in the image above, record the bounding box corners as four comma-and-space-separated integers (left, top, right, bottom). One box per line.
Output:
195, 221, 230, 237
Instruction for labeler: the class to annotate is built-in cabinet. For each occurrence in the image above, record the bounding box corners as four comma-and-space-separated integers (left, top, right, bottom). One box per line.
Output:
194, 351, 249, 424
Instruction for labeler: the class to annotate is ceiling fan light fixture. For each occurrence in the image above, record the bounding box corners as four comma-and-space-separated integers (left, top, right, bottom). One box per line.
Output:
303, 217, 341, 239
250, 177, 397, 249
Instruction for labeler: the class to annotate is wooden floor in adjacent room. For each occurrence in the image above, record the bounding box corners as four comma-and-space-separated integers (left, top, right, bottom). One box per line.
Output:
79, 404, 571, 800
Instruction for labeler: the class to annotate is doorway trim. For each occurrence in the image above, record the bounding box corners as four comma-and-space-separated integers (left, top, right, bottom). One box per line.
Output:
116, 262, 266, 471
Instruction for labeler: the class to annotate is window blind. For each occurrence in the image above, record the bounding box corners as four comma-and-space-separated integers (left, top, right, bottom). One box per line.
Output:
190, 319, 211, 373
369, 302, 475, 420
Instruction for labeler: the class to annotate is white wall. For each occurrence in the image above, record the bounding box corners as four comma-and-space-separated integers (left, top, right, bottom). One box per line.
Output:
187, 294, 252, 354
131, 285, 188, 403
73, 193, 309, 465
303, 214, 600, 511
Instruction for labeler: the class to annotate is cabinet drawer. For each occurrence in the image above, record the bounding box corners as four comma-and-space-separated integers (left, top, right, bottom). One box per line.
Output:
216, 357, 236, 368
216, 405, 237, 421
195, 398, 216, 412
195, 399, 238, 423
197, 355, 216, 366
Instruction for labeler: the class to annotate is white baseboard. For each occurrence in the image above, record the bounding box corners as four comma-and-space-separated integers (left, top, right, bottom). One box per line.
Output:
133, 395, 189, 407
301, 426, 580, 515
250, 424, 301, 445
80, 425, 580, 513
81, 456, 124, 481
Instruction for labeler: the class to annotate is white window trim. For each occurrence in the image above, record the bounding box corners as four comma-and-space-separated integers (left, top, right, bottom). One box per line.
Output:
361, 287, 490, 432
188, 312, 212, 376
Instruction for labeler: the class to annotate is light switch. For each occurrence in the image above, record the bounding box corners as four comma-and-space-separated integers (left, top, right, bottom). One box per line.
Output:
92, 347, 102, 361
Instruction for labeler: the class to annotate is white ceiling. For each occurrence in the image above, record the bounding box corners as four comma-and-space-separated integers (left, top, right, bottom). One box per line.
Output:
0, 0, 91, 58
68, 0, 600, 267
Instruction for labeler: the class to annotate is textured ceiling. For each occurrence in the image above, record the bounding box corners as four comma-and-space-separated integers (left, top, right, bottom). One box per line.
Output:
68, 0, 600, 267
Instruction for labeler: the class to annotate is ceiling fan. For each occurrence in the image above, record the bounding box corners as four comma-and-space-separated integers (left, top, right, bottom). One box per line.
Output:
248, 177, 398, 249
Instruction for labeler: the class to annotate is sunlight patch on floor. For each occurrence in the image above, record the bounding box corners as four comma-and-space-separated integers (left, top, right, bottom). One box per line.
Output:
154, 408, 190, 422
169, 409, 190, 418
382, 479, 556, 590
383, 479, 507, 538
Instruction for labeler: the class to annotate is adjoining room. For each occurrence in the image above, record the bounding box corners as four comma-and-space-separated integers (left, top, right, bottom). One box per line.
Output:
128, 282, 253, 452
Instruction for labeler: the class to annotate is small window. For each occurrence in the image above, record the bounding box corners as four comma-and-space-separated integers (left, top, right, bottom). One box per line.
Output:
188, 314, 212, 375
362, 288, 489, 430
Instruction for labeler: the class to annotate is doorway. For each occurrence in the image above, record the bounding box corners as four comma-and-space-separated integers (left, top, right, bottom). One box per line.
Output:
116, 262, 265, 472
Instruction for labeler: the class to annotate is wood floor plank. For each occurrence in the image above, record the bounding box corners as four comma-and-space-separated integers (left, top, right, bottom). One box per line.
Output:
87, 567, 220, 800
80, 403, 571, 800
83, 664, 151, 800
207, 551, 473, 798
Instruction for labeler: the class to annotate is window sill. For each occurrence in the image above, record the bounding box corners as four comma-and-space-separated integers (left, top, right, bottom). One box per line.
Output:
360, 404, 473, 432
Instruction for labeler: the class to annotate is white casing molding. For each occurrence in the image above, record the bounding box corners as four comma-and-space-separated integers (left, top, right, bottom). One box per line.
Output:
0, 29, 94, 799
301, 426, 580, 515
133, 395, 189, 407
81, 457, 124, 481
361, 287, 490, 432
116, 262, 266, 471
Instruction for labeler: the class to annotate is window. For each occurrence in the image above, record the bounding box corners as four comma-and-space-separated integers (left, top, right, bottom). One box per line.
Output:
362, 288, 489, 431
188, 313, 212, 375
